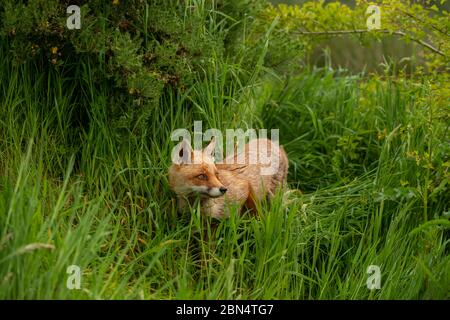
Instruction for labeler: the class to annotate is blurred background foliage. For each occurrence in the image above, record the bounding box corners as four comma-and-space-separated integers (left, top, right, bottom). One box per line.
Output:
271, 0, 450, 74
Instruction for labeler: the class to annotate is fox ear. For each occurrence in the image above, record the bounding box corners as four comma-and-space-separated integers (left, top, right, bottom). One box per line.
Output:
175, 139, 192, 164
203, 136, 216, 158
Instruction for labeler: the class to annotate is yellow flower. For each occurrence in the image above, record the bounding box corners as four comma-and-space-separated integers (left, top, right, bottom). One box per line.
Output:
113, 0, 119, 5
377, 128, 387, 140
406, 150, 421, 165
51, 47, 58, 54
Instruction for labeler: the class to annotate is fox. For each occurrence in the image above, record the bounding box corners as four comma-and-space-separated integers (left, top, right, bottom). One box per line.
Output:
168, 137, 289, 219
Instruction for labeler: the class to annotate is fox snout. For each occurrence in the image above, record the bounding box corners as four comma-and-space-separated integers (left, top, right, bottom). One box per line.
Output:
207, 184, 227, 198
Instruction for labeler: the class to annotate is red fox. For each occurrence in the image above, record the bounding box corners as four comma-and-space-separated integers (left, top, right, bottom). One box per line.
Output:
168, 137, 288, 218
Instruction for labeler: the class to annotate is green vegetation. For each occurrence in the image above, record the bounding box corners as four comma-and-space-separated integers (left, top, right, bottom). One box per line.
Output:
0, 0, 448, 299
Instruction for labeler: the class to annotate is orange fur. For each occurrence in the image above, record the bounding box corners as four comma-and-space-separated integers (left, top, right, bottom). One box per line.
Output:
168, 138, 288, 219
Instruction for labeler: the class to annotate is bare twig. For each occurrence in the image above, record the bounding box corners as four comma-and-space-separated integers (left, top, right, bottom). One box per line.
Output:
292, 29, 445, 57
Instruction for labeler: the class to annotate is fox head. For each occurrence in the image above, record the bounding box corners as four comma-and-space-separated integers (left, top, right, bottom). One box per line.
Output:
169, 137, 227, 198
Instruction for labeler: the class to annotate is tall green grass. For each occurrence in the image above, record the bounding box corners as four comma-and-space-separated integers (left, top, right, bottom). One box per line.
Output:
0, 9, 448, 300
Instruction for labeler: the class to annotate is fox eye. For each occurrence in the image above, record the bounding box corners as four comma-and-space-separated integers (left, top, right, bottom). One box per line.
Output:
197, 174, 208, 180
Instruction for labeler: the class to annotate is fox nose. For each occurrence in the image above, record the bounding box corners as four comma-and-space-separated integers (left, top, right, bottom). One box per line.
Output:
219, 187, 227, 194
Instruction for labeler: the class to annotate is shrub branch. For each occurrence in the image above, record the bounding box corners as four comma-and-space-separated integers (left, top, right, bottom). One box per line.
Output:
292, 29, 445, 57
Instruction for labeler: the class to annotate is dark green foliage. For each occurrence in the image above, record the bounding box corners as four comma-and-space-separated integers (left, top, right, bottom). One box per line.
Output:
0, 0, 263, 139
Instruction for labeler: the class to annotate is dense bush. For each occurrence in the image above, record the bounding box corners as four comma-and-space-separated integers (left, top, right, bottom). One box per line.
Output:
0, 0, 264, 137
